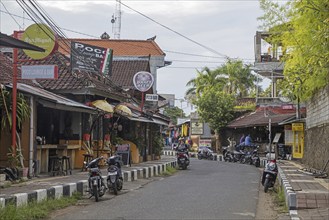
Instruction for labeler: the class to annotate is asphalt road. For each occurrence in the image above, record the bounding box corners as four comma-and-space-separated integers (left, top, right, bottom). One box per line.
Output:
51, 158, 260, 220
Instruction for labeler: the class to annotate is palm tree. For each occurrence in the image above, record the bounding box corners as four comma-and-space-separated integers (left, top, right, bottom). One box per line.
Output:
214, 59, 257, 97
185, 67, 227, 99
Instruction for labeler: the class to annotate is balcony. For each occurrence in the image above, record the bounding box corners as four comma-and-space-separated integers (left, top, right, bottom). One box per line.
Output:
254, 31, 284, 80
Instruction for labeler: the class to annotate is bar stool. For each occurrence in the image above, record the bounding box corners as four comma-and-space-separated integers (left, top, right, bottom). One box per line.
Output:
61, 156, 72, 175
49, 155, 62, 176
81, 154, 93, 171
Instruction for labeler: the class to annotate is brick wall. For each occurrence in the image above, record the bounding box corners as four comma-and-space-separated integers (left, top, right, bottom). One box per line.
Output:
303, 85, 329, 173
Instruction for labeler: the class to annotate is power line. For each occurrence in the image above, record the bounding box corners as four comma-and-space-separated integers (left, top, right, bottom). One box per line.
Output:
119, 1, 229, 58
0, 6, 255, 63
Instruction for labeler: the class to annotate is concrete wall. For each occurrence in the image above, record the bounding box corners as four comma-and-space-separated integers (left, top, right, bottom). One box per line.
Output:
304, 85, 329, 173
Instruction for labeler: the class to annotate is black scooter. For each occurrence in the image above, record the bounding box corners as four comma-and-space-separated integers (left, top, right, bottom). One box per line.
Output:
84, 156, 107, 202
262, 159, 278, 193
106, 155, 123, 195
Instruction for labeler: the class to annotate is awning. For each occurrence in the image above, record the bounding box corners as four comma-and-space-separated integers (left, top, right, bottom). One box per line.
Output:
130, 116, 153, 123
10, 83, 96, 113
0, 32, 45, 52
151, 117, 169, 126
114, 104, 132, 117
92, 100, 114, 113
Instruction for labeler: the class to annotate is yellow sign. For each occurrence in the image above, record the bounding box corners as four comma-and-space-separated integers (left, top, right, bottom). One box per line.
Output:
22, 24, 57, 60
292, 123, 304, 131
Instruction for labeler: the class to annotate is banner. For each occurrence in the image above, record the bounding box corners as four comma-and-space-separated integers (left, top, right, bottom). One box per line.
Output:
70, 41, 113, 75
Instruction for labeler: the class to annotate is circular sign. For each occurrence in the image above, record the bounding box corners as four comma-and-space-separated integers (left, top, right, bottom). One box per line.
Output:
133, 71, 154, 92
22, 24, 57, 60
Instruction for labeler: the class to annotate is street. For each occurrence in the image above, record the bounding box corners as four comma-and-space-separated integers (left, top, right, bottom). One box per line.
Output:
50, 158, 261, 220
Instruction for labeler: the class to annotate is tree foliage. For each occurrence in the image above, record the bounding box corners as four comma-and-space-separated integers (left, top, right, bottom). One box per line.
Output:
258, 0, 329, 100
195, 88, 235, 132
163, 106, 185, 125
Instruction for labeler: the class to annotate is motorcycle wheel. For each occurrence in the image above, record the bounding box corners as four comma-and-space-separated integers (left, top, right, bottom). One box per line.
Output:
240, 156, 246, 164
93, 185, 99, 202
209, 155, 214, 160
182, 164, 187, 170
255, 159, 260, 167
113, 181, 118, 195
197, 154, 202, 160
117, 178, 123, 191
264, 178, 270, 193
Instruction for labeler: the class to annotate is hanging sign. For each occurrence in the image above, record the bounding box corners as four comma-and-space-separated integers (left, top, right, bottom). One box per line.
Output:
22, 23, 57, 60
133, 71, 154, 92
71, 41, 113, 75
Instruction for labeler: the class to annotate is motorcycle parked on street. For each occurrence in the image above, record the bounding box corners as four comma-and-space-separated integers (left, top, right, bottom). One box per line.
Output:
197, 147, 214, 160
106, 155, 123, 195
251, 147, 260, 167
223, 147, 233, 162
262, 159, 278, 193
84, 156, 107, 202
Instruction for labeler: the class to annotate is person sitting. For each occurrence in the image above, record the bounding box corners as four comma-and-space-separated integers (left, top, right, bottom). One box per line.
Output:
177, 138, 189, 157
244, 134, 256, 148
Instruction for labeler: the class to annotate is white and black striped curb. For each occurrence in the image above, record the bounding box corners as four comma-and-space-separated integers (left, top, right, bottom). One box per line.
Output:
277, 166, 300, 220
163, 150, 223, 161
0, 160, 176, 209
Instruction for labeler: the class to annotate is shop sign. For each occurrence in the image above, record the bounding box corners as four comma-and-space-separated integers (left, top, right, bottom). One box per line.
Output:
133, 71, 154, 92
71, 41, 113, 75
145, 94, 158, 101
199, 139, 211, 148
292, 123, 304, 131
22, 24, 57, 60
21, 65, 58, 79
191, 120, 203, 135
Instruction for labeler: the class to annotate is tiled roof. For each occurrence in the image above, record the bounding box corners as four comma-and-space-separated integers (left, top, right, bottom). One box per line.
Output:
58, 38, 165, 57
0, 52, 127, 99
110, 58, 150, 89
227, 106, 298, 128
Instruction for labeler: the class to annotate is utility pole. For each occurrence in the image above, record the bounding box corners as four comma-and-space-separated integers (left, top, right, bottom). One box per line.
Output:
111, 0, 122, 39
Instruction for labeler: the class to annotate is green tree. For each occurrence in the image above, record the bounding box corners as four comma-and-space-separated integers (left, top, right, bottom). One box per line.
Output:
163, 106, 185, 125
258, 0, 329, 100
195, 88, 235, 152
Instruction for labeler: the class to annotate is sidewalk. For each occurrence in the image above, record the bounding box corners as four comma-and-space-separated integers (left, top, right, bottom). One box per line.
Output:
0, 156, 177, 208
277, 160, 329, 220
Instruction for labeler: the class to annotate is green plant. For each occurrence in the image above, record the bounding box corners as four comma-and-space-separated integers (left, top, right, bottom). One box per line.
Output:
152, 134, 164, 156
0, 192, 82, 220
161, 165, 177, 176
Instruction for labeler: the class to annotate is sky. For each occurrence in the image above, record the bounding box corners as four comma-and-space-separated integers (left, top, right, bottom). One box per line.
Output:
0, 0, 271, 115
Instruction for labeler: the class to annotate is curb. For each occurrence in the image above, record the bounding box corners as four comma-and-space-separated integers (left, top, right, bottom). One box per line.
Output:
163, 150, 224, 162
277, 165, 300, 220
0, 160, 177, 209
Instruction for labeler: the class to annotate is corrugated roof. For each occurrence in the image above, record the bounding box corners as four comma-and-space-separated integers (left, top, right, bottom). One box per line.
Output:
58, 38, 165, 57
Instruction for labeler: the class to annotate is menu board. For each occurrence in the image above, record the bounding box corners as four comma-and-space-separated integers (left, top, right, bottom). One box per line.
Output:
116, 144, 131, 166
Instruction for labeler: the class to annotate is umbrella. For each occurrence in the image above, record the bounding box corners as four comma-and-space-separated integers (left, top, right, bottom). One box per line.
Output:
0, 32, 45, 52
115, 104, 132, 117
